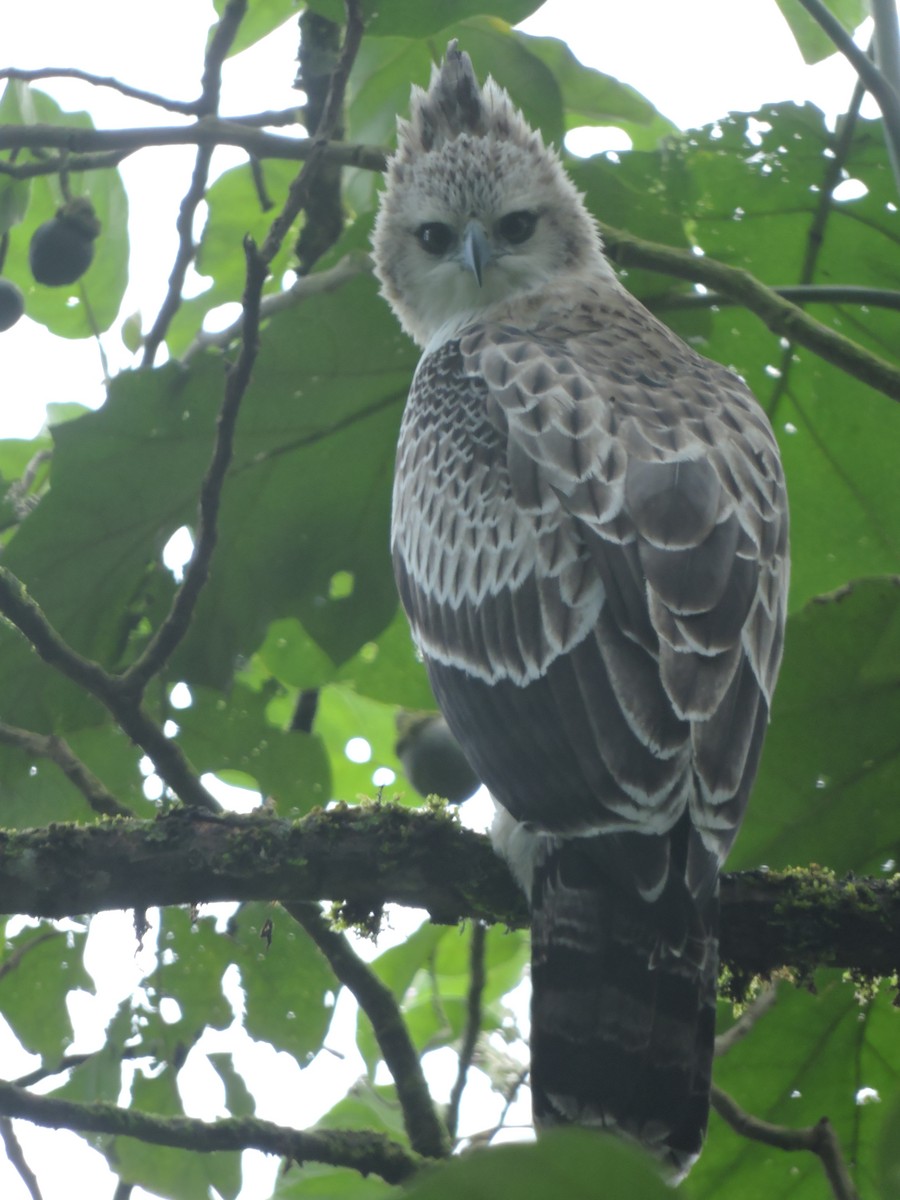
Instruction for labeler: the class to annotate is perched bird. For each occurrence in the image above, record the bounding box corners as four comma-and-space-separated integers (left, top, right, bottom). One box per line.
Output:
372, 43, 788, 1174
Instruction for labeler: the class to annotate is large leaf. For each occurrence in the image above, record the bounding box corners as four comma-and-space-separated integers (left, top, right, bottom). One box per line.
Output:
401, 1129, 675, 1199
583, 104, 900, 611
0, 272, 412, 735
0, 922, 90, 1059
112, 1067, 241, 1200
731, 576, 900, 876
694, 974, 897, 1199
774, 0, 868, 64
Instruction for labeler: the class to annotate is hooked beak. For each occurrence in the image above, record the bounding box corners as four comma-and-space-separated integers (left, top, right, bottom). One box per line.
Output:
461, 221, 491, 287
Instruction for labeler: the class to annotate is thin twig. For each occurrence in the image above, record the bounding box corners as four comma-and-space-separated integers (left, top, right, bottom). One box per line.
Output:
446, 922, 486, 1141
258, 0, 365, 268
711, 1086, 860, 1200
761, 57, 868, 419
0, 930, 59, 983
0, 67, 198, 115
602, 222, 900, 401
0, 566, 219, 811
656, 283, 900, 312
871, 0, 900, 187
14, 1047, 143, 1090
0, 1080, 421, 1185
714, 985, 778, 1058
288, 901, 450, 1160
0, 721, 133, 817
122, 237, 268, 691
797, 0, 900, 192
181, 251, 370, 362
0, 1117, 43, 1200
140, 0, 248, 365
0, 121, 387, 174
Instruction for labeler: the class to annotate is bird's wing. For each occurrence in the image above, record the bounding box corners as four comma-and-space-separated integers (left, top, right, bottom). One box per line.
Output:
392, 289, 788, 865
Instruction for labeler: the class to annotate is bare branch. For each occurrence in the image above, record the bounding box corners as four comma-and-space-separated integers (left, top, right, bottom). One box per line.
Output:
0, 567, 218, 811
711, 1086, 860, 1200
140, 0, 248, 364
0, 1117, 43, 1200
602, 223, 900, 401
0, 67, 199, 115
288, 900, 451, 1161
715, 986, 778, 1058
446, 922, 487, 1141
0, 121, 387, 173
797, 0, 900, 192
181, 252, 371, 361
655, 284, 900, 313
0, 1080, 421, 1186
123, 238, 268, 690
0, 720, 133, 817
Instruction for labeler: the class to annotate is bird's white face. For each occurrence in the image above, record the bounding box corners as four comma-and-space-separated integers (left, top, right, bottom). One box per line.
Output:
373, 132, 610, 349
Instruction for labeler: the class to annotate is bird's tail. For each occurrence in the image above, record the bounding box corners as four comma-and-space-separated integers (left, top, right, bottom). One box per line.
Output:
529, 831, 718, 1177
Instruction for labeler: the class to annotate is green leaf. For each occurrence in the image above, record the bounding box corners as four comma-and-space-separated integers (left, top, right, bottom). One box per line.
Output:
0, 84, 128, 337
313, 684, 415, 804
731, 577, 900, 876
0, 923, 90, 1059
209, 1051, 257, 1117
694, 974, 896, 1199
0, 271, 413, 732
143, 908, 236, 1054
876, 1091, 900, 1198
314, 1078, 409, 1141
112, 1068, 241, 1200
356, 922, 446, 1071
774, 0, 868, 64
167, 159, 300, 357
274, 1160, 394, 1197
174, 682, 331, 817
229, 902, 336, 1061
401, 1129, 675, 1199
212, 0, 300, 58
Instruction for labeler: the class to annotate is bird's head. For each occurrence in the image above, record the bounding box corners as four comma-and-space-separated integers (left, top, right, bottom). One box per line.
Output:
372, 42, 613, 349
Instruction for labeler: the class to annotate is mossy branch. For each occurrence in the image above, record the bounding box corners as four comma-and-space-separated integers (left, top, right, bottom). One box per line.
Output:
0, 1080, 421, 1185
0, 805, 897, 980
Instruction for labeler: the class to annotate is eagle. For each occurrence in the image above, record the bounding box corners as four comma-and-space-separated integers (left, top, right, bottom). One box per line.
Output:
372, 42, 788, 1174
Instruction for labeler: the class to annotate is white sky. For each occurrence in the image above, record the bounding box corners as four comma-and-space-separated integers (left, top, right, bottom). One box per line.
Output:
0, 3, 884, 1199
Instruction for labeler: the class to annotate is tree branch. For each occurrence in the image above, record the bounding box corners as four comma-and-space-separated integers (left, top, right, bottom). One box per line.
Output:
181, 251, 371, 361
0, 121, 387, 174
602, 223, 900, 401
446, 921, 486, 1141
0, 67, 199, 116
711, 1085, 859, 1200
0, 567, 218, 812
122, 238, 268, 692
0, 720, 133, 817
0, 1116, 43, 1200
288, 901, 450, 1161
796, 0, 900, 193
140, 0, 247, 364
0, 806, 897, 980
0, 1080, 421, 1186
654, 284, 900, 312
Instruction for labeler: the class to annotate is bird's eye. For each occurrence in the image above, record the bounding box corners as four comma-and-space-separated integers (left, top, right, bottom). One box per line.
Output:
416, 223, 455, 256
496, 210, 538, 245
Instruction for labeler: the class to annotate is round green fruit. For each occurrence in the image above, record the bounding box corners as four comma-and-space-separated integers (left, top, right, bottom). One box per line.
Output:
29, 198, 101, 287
0, 278, 25, 331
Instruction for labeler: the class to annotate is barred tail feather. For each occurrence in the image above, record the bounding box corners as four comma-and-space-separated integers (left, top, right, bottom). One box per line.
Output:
529, 834, 718, 1176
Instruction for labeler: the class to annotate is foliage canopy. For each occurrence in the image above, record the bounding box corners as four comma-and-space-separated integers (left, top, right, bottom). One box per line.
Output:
0, 2, 898, 1199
